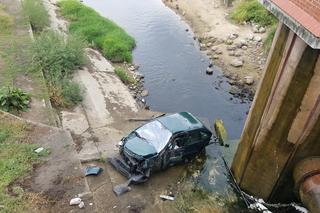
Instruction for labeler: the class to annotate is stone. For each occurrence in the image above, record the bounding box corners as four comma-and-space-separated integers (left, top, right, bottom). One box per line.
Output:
206, 42, 212, 47
230, 59, 243, 67
206, 67, 214, 75
141, 89, 149, 97
135, 72, 144, 79
229, 86, 241, 95
247, 34, 254, 40
254, 36, 262, 42
234, 51, 242, 57
211, 46, 218, 51
215, 49, 223, 55
225, 39, 233, 45
70, 198, 82, 206
259, 27, 266, 33
78, 201, 85, 209
212, 55, 219, 59
226, 45, 236, 51
175, 4, 179, 10
229, 33, 238, 40
244, 76, 254, 85
241, 46, 248, 50
228, 51, 235, 56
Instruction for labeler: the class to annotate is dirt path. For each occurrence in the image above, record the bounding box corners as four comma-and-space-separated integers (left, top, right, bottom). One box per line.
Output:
163, 0, 269, 91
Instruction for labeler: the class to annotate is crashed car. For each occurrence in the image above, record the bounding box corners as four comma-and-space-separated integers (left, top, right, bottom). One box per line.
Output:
108, 112, 212, 183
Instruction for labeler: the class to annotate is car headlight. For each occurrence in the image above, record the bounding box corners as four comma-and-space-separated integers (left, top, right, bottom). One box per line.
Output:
118, 140, 123, 147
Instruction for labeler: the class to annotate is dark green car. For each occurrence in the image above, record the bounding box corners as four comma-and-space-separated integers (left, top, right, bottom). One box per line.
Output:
109, 112, 212, 181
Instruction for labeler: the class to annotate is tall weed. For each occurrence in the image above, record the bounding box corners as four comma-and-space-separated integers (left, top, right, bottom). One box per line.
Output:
22, 0, 49, 32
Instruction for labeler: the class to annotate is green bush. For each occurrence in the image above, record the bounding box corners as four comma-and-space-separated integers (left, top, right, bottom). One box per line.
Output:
61, 80, 83, 106
115, 67, 134, 85
31, 31, 86, 107
0, 86, 30, 112
22, 0, 49, 32
263, 24, 277, 51
58, 0, 135, 62
231, 0, 276, 26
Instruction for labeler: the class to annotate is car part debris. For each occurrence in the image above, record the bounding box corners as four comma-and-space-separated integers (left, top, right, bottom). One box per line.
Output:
70, 197, 82, 206
85, 166, 103, 176
160, 195, 175, 201
112, 174, 147, 196
78, 201, 85, 209
34, 147, 45, 153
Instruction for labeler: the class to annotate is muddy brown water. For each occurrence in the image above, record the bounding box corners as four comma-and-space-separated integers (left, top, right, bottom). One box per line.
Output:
83, 0, 251, 210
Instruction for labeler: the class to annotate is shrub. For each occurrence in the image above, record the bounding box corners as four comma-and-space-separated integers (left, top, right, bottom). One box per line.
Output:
31, 31, 86, 107
263, 23, 277, 51
115, 67, 134, 84
58, 0, 135, 62
61, 80, 83, 106
231, 0, 276, 26
22, 0, 49, 32
0, 11, 12, 34
0, 86, 30, 112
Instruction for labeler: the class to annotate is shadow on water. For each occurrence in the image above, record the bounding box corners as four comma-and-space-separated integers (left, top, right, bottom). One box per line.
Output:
83, 0, 251, 210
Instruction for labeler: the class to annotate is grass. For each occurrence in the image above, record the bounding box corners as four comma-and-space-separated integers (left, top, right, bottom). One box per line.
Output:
31, 31, 86, 107
115, 67, 134, 84
263, 23, 277, 51
0, 113, 45, 212
0, 10, 12, 34
58, 0, 135, 62
22, 0, 49, 32
231, 0, 277, 26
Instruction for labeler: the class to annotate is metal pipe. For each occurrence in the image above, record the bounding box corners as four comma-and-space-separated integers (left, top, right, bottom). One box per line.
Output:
293, 157, 320, 213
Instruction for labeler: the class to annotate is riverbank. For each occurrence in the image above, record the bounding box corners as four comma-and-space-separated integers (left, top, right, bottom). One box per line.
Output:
163, 0, 270, 93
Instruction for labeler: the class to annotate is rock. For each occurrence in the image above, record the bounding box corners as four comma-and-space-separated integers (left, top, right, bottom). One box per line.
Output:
200, 43, 206, 50
135, 72, 144, 79
211, 46, 218, 51
206, 42, 212, 47
241, 46, 248, 50
234, 42, 243, 48
244, 76, 254, 85
182, 11, 186, 16
228, 79, 236, 85
230, 59, 243, 67
128, 65, 135, 72
240, 39, 247, 46
259, 27, 266, 33
212, 55, 219, 59
229, 86, 241, 95
208, 63, 213, 68
215, 49, 222, 55
225, 39, 233, 45
234, 51, 242, 57
206, 67, 214, 75
254, 36, 262, 42
247, 34, 254, 40
228, 33, 238, 40
141, 90, 149, 97
228, 51, 235, 56
226, 45, 236, 51
175, 4, 179, 10
185, 28, 189, 32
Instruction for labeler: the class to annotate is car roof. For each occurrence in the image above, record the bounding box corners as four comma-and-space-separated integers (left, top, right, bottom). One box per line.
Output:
156, 112, 205, 133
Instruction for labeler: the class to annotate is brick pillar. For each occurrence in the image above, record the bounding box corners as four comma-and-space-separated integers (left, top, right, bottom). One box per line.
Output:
231, 23, 320, 202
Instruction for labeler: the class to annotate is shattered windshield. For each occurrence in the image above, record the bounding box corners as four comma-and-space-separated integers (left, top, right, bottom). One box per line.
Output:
135, 120, 172, 152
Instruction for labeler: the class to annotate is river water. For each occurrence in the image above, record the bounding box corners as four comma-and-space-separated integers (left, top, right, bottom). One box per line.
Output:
83, 0, 251, 208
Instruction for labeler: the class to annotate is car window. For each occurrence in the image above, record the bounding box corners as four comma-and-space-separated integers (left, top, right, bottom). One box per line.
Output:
184, 132, 201, 146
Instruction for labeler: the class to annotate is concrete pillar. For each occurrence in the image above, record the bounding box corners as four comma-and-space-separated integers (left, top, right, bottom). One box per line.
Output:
231, 23, 320, 202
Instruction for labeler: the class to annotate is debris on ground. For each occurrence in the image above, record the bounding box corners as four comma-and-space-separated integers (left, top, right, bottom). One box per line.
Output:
70, 197, 82, 206
160, 195, 175, 201
85, 166, 103, 176
78, 201, 85, 209
34, 147, 45, 153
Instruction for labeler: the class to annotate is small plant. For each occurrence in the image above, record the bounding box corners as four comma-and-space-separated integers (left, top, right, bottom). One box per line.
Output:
115, 67, 134, 84
31, 31, 86, 107
263, 24, 277, 51
0, 10, 12, 34
0, 87, 30, 112
22, 0, 49, 32
231, 0, 276, 26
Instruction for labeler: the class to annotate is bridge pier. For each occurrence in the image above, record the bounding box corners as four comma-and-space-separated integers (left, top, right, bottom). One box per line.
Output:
231, 22, 320, 203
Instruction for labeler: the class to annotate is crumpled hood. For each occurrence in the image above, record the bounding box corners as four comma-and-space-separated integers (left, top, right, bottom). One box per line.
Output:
124, 136, 157, 157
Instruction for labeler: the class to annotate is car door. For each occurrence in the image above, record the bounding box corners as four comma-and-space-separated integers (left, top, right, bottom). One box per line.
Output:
162, 134, 188, 168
